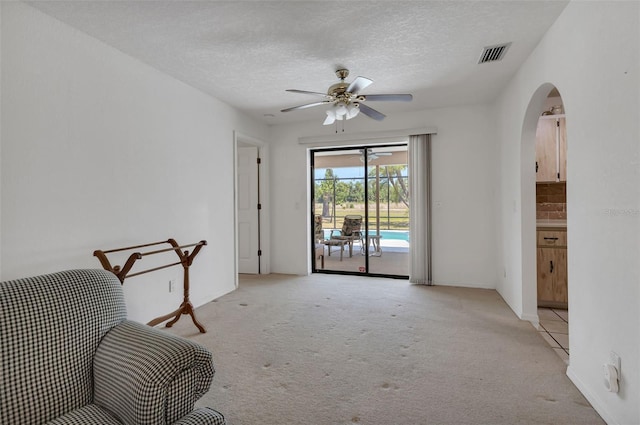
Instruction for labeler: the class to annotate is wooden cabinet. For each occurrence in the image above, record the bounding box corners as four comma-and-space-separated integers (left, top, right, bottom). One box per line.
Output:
537, 227, 568, 308
535, 116, 567, 182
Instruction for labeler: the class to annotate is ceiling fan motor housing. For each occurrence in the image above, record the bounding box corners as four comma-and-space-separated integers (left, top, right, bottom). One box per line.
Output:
327, 81, 349, 98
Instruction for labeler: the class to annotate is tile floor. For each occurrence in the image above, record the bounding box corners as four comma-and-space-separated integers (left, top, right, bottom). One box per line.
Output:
537, 307, 569, 363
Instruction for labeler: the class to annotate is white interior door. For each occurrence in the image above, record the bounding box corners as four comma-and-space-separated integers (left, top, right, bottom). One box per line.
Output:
237, 146, 260, 274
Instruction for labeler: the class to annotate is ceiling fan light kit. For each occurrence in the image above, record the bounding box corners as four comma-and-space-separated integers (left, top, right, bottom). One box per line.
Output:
281, 68, 413, 127
325, 102, 360, 122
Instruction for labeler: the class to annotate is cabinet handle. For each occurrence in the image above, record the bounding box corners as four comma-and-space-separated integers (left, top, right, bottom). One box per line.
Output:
550, 260, 554, 273
543, 237, 559, 241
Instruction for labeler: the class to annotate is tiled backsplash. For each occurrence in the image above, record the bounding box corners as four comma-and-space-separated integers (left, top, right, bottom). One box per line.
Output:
536, 182, 566, 220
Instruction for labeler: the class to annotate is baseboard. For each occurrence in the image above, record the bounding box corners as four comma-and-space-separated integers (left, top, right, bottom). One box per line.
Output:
432, 280, 496, 290
566, 365, 617, 425
520, 312, 539, 329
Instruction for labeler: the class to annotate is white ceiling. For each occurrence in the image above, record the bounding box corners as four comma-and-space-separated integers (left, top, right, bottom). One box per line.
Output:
27, 1, 568, 126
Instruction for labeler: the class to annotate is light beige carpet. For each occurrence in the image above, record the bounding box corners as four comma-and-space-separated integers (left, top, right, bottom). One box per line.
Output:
167, 273, 603, 425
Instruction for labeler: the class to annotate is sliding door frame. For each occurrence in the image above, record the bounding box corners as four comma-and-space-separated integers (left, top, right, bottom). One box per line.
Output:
310, 143, 409, 279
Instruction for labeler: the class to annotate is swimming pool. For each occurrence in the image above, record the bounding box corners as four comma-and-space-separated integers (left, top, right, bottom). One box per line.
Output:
323, 229, 409, 242
375, 230, 409, 241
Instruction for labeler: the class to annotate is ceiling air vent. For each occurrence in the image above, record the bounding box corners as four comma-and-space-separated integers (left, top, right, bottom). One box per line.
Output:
478, 42, 512, 64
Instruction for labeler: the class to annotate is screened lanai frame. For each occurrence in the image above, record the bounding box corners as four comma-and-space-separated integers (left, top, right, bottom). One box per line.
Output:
310, 143, 409, 278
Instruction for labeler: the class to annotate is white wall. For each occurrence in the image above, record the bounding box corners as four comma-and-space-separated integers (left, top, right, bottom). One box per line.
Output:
496, 1, 639, 423
0, 3, 268, 322
0, 3, 3, 278
269, 104, 500, 289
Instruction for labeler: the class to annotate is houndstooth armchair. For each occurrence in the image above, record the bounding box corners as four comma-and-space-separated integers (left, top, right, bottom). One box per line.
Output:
0, 269, 225, 425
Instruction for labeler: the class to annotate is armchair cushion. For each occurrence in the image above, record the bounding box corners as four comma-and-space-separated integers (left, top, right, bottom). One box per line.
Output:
47, 404, 122, 424
172, 408, 227, 425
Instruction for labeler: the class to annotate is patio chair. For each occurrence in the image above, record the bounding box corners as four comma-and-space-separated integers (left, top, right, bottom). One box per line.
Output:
314, 215, 325, 268
330, 215, 363, 257
314, 215, 324, 242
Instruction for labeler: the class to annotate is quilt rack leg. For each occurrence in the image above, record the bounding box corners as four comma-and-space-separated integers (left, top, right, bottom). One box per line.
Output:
147, 300, 205, 333
164, 301, 206, 333
146, 248, 207, 333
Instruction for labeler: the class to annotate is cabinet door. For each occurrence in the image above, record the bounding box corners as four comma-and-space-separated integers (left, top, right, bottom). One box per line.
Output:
537, 248, 555, 302
535, 118, 558, 182
552, 247, 568, 303
558, 118, 567, 182
537, 247, 568, 306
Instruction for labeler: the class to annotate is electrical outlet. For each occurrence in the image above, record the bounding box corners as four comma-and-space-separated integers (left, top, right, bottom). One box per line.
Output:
169, 279, 176, 293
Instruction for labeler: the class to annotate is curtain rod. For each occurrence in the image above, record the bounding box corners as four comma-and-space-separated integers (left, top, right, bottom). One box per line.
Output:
298, 126, 437, 145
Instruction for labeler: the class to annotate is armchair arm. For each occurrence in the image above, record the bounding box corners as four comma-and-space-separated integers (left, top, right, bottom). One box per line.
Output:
93, 321, 217, 424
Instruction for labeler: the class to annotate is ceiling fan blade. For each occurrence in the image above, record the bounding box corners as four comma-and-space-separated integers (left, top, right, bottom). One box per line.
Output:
362, 94, 413, 102
281, 101, 330, 113
365, 148, 392, 158
357, 103, 386, 121
286, 89, 331, 98
347, 76, 373, 94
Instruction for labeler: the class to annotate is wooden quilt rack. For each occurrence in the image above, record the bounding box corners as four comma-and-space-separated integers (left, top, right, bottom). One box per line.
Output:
93, 238, 208, 333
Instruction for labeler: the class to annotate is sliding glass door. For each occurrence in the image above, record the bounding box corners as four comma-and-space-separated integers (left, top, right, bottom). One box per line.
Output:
311, 144, 409, 278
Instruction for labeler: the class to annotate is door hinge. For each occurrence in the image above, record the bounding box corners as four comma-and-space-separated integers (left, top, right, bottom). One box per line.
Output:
258, 250, 262, 256
556, 121, 560, 127
535, 161, 538, 173
557, 172, 560, 180
257, 203, 262, 210
257, 157, 261, 164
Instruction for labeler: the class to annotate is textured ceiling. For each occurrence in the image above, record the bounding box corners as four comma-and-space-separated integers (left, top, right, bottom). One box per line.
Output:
27, 1, 568, 126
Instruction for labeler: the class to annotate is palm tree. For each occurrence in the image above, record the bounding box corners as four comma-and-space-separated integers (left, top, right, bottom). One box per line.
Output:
373, 165, 409, 207
316, 169, 336, 217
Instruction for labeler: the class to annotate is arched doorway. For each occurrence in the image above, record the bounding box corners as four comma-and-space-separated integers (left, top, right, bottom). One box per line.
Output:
521, 84, 570, 363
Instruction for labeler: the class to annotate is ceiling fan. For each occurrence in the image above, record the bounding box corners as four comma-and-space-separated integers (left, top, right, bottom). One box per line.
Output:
363, 148, 393, 161
281, 69, 413, 125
